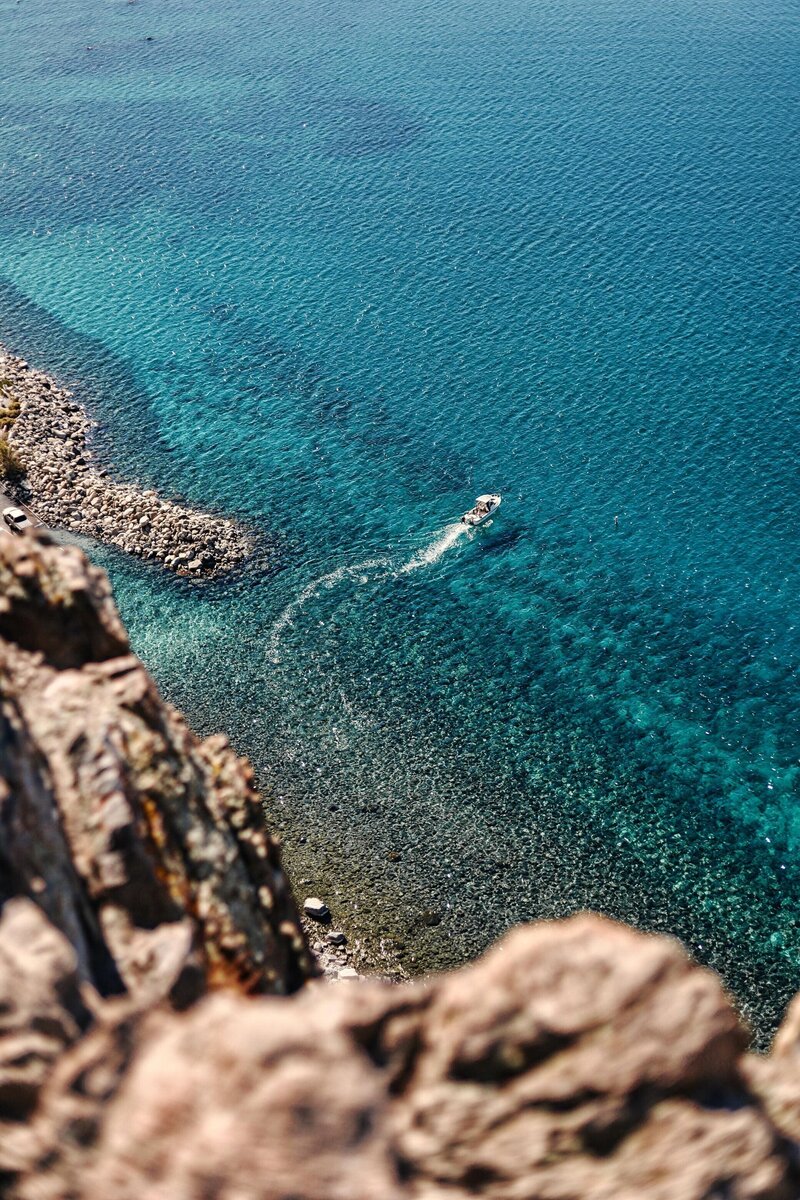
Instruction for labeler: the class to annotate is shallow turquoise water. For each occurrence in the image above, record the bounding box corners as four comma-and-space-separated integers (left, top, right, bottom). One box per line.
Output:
2, 0, 800, 1039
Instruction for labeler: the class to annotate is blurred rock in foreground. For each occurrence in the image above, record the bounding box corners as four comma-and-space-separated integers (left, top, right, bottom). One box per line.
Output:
1, 533, 799, 1199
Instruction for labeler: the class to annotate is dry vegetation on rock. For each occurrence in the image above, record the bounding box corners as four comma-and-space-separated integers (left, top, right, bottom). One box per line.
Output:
0, 438, 25, 482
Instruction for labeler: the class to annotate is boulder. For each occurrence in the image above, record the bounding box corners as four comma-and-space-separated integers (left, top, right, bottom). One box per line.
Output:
303, 898, 331, 922
8, 914, 800, 1200
0, 535, 129, 669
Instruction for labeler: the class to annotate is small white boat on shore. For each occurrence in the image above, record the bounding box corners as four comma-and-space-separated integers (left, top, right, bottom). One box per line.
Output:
460, 493, 502, 527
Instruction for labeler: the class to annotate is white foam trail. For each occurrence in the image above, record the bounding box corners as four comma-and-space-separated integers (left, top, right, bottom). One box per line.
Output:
267, 524, 467, 662
267, 557, 390, 662
398, 522, 466, 573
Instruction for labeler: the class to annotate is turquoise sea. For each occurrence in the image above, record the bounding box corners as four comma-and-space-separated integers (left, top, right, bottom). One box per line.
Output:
2, 0, 799, 1040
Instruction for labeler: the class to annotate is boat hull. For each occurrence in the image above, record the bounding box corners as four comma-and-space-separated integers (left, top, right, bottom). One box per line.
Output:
461, 494, 502, 526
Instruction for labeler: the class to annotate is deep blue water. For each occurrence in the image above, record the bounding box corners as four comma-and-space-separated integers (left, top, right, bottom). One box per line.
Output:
2, 0, 800, 1040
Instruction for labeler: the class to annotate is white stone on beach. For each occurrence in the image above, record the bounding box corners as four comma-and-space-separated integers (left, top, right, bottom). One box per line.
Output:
303, 897, 330, 921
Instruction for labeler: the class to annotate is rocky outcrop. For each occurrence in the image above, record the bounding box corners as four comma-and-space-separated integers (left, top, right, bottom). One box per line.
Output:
0, 900, 92, 1123
2, 532, 800, 1200
0, 346, 253, 575
5, 909, 800, 1200
0, 530, 128, 668
0, 532, 313, 1009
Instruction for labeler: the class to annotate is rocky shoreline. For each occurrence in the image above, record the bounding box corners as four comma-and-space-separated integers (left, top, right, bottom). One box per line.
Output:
299, 896, 390, 984
0, 346, 254, 576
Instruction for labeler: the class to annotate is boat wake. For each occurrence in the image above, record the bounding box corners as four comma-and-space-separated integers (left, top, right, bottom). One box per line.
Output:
398, 522, 467, 573
267, 524, 469, 662
267, 556, 390, 663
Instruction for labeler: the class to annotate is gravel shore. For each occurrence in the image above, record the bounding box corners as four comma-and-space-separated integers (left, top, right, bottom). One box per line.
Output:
0, 346, 254, 576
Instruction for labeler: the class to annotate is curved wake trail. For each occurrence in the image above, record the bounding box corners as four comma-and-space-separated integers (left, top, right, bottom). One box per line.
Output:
267, 524, 468, 661
267, 556, 391, 663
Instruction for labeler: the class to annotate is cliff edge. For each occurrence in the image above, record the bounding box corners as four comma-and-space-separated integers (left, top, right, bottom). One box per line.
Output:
0, 532, 312, 1005
1, 533, 799, 1200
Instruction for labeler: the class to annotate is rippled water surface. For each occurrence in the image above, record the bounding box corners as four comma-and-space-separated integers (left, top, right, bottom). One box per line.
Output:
2, 0, 800, 1039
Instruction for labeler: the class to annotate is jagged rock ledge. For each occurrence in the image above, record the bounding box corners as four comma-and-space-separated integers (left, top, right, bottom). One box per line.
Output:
0, 532, 314, 1006
0, 346, 254, 576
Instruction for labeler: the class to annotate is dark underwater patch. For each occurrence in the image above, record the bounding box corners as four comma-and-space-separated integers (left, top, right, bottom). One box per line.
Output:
0, 277, 174, 487
314, 97, 424, 159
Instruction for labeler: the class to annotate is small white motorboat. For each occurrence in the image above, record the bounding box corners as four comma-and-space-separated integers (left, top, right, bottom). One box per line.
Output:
461, 493, 502, 527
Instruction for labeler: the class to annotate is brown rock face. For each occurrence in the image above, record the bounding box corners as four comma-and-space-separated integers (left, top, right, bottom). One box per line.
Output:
8, 913, 800, 1200
0, 535, 129, 669
0, 532, 313, 1005
394, 920, 800, 1200
1, 534, 800, 1200
0, 899, 96, 1182
0, 900, 92, 1124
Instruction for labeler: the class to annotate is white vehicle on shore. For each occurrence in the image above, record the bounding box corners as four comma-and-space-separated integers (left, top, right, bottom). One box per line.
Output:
2, 506, 33, 535
460, 494, 502, 527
